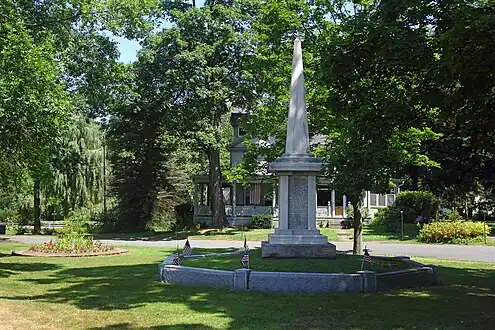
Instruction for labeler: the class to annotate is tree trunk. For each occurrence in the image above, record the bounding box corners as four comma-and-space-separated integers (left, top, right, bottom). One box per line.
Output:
208, 147, 227, 228
351, 197, 363, 255
33, 181, 41, 234
103, 140, 107, 217
411, 167, 419, 191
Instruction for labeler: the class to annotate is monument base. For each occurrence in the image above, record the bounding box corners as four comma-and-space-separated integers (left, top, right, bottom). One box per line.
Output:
268, 230, 329, 245
261, 241, 337, 259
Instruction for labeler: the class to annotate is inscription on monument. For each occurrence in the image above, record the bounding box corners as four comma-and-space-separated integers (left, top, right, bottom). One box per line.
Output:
288, 176, 308, 229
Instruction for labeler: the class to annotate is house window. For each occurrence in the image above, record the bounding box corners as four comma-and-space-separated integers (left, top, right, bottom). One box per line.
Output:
378, 194, 386, 207
369, 193, 378, 207
200, 184, 209, 206
247, 183, 262, 205
223, 187, 231, 205
317, 189, 331, 206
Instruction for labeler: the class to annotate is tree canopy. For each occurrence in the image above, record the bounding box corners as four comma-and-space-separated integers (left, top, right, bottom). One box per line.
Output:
1, 0, 495, 244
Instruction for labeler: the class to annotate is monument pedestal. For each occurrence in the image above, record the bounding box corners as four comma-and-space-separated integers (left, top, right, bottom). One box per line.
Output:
261, 241, 336, 259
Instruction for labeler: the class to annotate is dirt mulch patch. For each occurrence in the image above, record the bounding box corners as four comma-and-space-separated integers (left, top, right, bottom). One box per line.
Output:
12, 248, 129, 257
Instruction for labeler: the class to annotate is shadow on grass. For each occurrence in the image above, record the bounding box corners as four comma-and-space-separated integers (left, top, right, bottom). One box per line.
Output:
0, 256, 494, 328
0, 262, 61, 278
88, 323, 214, 330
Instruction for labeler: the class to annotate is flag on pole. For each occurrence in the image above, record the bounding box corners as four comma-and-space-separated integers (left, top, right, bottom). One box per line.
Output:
243, 237, 249, 251
363, 247, 372, 264
183, 239, 192, 256
172, 254, 182, 266
241, 249, 249, 268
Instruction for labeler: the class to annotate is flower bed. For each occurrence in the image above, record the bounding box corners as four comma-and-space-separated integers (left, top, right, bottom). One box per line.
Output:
14, 234, 127, 257
30, 239, 114, 254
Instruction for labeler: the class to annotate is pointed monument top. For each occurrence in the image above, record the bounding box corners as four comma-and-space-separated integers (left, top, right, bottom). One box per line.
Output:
285, 38, 309, 155
268, 38, 324, 173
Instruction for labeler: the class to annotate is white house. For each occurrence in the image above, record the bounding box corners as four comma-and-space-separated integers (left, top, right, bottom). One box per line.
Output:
193, 111, 399, 227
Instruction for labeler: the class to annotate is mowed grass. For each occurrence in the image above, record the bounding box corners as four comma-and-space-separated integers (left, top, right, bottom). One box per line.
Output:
182, 249, 411, 274
360, 224, 420, 242
95, 227, 339, 242
1, 242, 495, 329
351, 224, 495, 245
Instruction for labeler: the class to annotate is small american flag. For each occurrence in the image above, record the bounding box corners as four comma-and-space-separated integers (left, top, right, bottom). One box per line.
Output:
183, 239, 192, 256
363, 247, 372, 264
172, 254, 181, 266
243, 237, 248, 251
241, 249, 249, 268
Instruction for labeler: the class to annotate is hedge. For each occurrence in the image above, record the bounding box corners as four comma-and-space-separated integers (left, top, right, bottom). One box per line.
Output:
418, 221, 488, 243
251, 214, 273, 229
372, 191, 439, 231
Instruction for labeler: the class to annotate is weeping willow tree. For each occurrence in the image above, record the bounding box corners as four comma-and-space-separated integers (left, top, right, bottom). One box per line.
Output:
44, 114, 105, 217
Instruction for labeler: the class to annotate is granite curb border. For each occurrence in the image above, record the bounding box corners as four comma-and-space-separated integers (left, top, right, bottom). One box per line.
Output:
159, 252, 438, 294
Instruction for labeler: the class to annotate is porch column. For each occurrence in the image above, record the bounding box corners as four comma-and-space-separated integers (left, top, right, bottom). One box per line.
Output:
331, 190, 336, 217
272, 187, 276, 215
232, 183, 237, 219
343, 195, 347, 218
366, 191, 371, 213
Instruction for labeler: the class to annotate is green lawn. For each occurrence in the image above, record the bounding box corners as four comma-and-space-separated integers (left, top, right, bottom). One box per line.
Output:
361, 224, 420, 242
1, 242, 495, 329
182, 249, 411, 273
95, 227, 339, 242
350, 224, 495, 245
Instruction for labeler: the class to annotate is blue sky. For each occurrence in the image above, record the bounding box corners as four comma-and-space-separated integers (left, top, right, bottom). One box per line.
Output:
116, 0, 206, 63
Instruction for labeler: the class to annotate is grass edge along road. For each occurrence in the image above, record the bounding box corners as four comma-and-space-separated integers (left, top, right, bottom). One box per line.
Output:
1, 242, 495, 329
95, 227, 339, 242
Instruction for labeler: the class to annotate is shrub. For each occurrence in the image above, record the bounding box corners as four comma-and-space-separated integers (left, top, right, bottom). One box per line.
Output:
393, 191, 439, 223
343, 205, 370, 229
418, 221, 488, 243
56, 210, 90, 236
251, 214, 273, 229
371, 208, 391, 227
371, 191, 439, 232
340, 219, 353, 229
438, 209, 463, 221
371, 207, 403, 231
146, 214, 183, 232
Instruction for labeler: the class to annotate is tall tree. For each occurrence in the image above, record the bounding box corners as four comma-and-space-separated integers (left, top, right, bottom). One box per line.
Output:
233, 0, 329, 180
109, 98, 195, 231
1, 0, 165, 231
242, 0, 440, 253
418, 0, 495, 211
317, 0, 440, 253
44, 115, 105, 217
134, 1, 257, 228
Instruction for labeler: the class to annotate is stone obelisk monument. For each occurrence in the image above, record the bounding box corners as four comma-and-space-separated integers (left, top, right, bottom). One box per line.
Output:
261, 38, 336, 258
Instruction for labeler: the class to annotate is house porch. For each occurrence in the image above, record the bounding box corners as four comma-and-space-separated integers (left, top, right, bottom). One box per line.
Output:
193, 176, 398, 228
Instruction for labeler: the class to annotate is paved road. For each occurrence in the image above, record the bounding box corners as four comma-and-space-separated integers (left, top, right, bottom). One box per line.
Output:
3, 235, 495, 262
